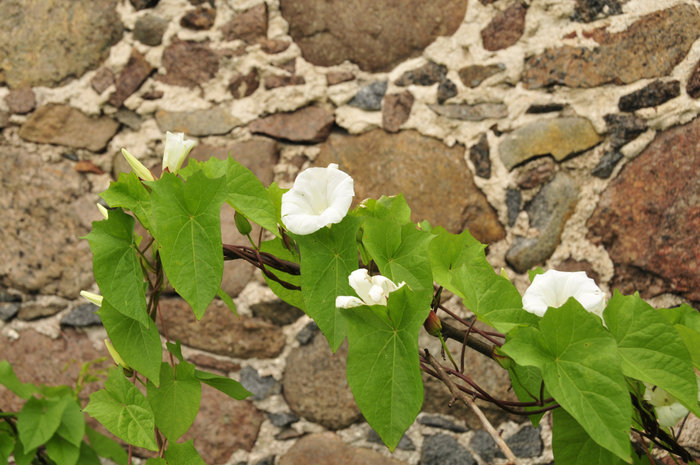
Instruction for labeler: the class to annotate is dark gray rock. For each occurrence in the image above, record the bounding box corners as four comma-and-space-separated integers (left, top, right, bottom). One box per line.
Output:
605, 113, 647, 149
395, 62, 447, 86
296, 321, 318, 345
0, 290, 21, 302
367, 429, 415, 450
437, 79, 458, 104
0, 303, 20, 322
134, 13, 169, 46
618, 80, 680, 112
61, 303, 102, 327
254, 456, 275, 465
130, 0, 158, 9
469, 134, 490, 179
421, 434, 476, 465
572, 0, 623, 22
469, 430, 499, 463
526, 103, 565, 114
591, 151, 623, 178
506, 188, 521, 226
348, 81, 387, 111
240, 366, 280, 401
250, 299, 304, 326
497, 425, 543, 458
268, 412, 299, 428
418, 415, 468, 433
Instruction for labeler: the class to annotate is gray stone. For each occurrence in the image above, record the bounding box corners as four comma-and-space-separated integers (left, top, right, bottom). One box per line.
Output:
0, 0, 123, 88
367, 429, 415, 451
526, 103, 566, 114
348, 81, 387, 111
429, 103, 508, 121
497, 425, 543, 458
591, 151, 623, 179
275, 428, 305, 441
506, 173, 579, 273
268, 412, 299, 428
618, 79, 680, 112
572, 0, 623, 22
60, 303, 102, 327
506, 188, 521, 226
250, 299, 304, 326
469, 430, 499, 463
5, 88, 36, 114
499, 117, 602, 170
134, 13, 169, 46
395, 62, 447, 86
0, 303, 20, 322
605, 113, 647, 149
296, 321, 318, 345
254, 456, 275, 465
418, 415, 468, 433
421, 434, 477, 465
114, 109, 143, 131
155, 106, 241, 136
437, 79, 458, 104
469, 133, 491, 179
240, 366, 280, 401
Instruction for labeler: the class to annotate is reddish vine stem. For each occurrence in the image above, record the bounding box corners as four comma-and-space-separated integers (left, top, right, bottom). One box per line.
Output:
438, 303, 504, 346
222, 244, 301, 290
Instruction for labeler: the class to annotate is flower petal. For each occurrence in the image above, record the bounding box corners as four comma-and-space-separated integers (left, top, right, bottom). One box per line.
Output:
348, 269, 374, 304
522, 270, 606, 319
335, 296, 365, 308
163, 131, 196, 173
656, 402, 689, 427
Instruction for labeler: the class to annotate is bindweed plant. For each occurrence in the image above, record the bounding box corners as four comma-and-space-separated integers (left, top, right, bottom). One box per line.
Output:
3, 132, 697, 465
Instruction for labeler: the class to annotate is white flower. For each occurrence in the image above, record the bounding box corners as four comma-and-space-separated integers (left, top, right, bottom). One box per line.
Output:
643, 377, 700, 427
80, 290, 103, 307
121, 148, 155, 181
162, 131, 196, 174
281, 163, 354, 235
522, 270, 606, 319
335, 269, 405, 308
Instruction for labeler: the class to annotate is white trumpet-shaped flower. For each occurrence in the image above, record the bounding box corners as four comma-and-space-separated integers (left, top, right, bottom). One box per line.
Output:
335, 269, 405, 308
162, 131, 196, 174
121, 148, 155, 181
281, 163, 354, 235
522, 270, 606, 319
644, 376, 700, 427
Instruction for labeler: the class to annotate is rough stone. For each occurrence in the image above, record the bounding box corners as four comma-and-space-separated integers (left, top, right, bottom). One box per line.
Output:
469, 133, 491, 179
348, 81, 387, 111
498, 117, 602, 170
108, 49, 154, 108
240, 366, 281, 400
282, 336, 361, 430
296, 321, 318, 345
470, 430, 500, 463
141, 89, 163, 100
280, 0, 467, 72
276, 428, 305, 441
604, 113, 647, 149
618, 80, 680, 112
481, 2, 528, 52
158, 40, 219, 87
114, 109, 143, 131
0, 148, 95, 298
249, 106, 334, 143
91, 68, 115, 94
130, 0, 158, 9
315, 130, 505, 241
687, 58, 700, 99
268, 412, 299, 428
5, 88, 36, 114
327, 71, 355, 86
74, 160, 105, 175
183, 385, 264, 464
155, 105, 240, 136
0, 0, 123, 88
0, 330, 111, 411
514, 156, 557, 189
181, 7, 216, 30
506, 172, 579, 273
523, 5, 700, 88
229, 69, 260, 98
263, 74, 306, 89
591, 151, 623, 179
19, 105, 119, 151
222, 3, 267, 43
279, 432, 407, 465
418, 415, 468, 433
186, 353, 240, 374
572, 0, 623, 22
0, 112, 9, 128
367, 429, 415, 451
250, 299, 304, 326
260, 39, 291, 54
506, 188, 521, 226
0, 303, 20, 322
421, 434, 477, 465
437, 79, 458, 104
395, 62, 447, 87
61, 303, 102, 327
430, 103, 508, 121
255, 456, 275, 465
526, 103, 566, 114
134, 13, 169, 46
555, 259, 600, 283
498, 425, 543, 458
458, 64, 505, 88
383, 91, 415, 133
587, 117, 700, 301
159, 298, 286, 359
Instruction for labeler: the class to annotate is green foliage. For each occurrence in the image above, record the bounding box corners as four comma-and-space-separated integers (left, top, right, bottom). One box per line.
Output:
16, 396, 66, 452
85, 427, 127, 465
101, 171, 153, 230
194, 370, 252, 400
0, 361, 38, 399
147, 362, 201, 442
164, 440, 207, 465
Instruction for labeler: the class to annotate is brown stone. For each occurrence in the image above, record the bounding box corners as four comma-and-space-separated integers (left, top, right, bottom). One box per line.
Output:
229, 69, 260, 98
395, 62, 447, 87
5, 88, 36, 114
180, 7, 216, 30
0, 0, 123, 88
458, 64, 505, 88
437, 79, 457, 104
158, 40, 219, 88
19, 105, 119, 151
141, 89, 164, 100
259, 38, 291, 54
383, 91, 415, 133
687, 58, 700, 99
277, 59, 296, 74
283, 337, 361, 430
326, 71, 355, 86
249, 106, 334, 143
481, 2, 527, 51
280, 0, 467, 72
186, 353, 241, 374
108, 49, 154, 108
222, 3, 267, 43
74, 160, 105, 175
514, 156, 557, 189
155, 106, 240, 136
469, 133, 491, 179
250, 299, 304, 326
279, 432, 408, 465
91, 67, 115, 94
555, 259, 600, 283
0, 147, 96, 298
0, 111, 9, 128
587, 117, 700, 301
17, 302, 66, 321
159, 298, 285, 359
315, 130, 505, 241
430, 103, 508, 122
523, 4, 700, 88
263, 74, 306, 89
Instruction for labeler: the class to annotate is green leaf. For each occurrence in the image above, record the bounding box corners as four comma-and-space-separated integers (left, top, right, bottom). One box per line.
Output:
259, 238, 304, 311
0, 360, 38, 399
428, 227, 484, 292
194, 370, 251, 400
76, 441, 102, 465
98, 299, 162, 385
150, 170, 227, 318
295, 216, 362, 351
164, 440, 206, 465
146, 459, 167, 465
507, 364, 547, 426
552, 409, 625, 465
16, 396, 66, 451
658, 304, 700, 370
12, 440, 35, 465
46, 434, 80, 465
604, 292, 699, 417
85, 427, 127, 465
528, 267, 545, 282
217, 288, 237, 315
85, 209, 149, 326
341, 287, 427, 450
147, 362, 201, 442
352, 194, 412, 224
0, 432, 13, 464
362, 219, 434, 308
56, 397, 85, 447
166, 341, 185, 362
501, 300, 631, 462
84, 368, 158, 451
267, 181, 286, 226
101, 172, 152, 230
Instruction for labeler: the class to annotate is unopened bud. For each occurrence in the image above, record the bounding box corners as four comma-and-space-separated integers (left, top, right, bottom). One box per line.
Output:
234, 211, 252, 236
424, 310, 443, 337
121, 148, 155, 181
96, 203, 109, 220
104, 339, 131, 370
80, 290, 103, 307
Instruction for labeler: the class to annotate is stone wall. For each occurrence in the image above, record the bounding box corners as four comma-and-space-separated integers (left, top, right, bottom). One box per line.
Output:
1, 0, 699, 464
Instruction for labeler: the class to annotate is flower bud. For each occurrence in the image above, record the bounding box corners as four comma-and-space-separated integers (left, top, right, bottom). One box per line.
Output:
96, 203, 109, 220
80, 290, 103, 307
424, 310, 443, 337
121, 148, 155, 181
234, 211, 253, 236
104, 339, 131, 370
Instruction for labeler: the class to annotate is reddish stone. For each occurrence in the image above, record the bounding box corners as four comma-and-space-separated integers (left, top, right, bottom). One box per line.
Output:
326, 71, 355, 86
588, 117, 700, 301
74, 160, 104, 174
222, 3, 267, 43
158, 40, 219, 88
263, 74, 305, 89
481, 2, 527, 51
382, 90, 414, 133
91, 67, 115, 94
180, 6, 216, 30
108, 49, 154, 107
249, 106, 334, 143
555, 258, 600, 283
4, 87, 35, 114
687, 58, 700, 99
